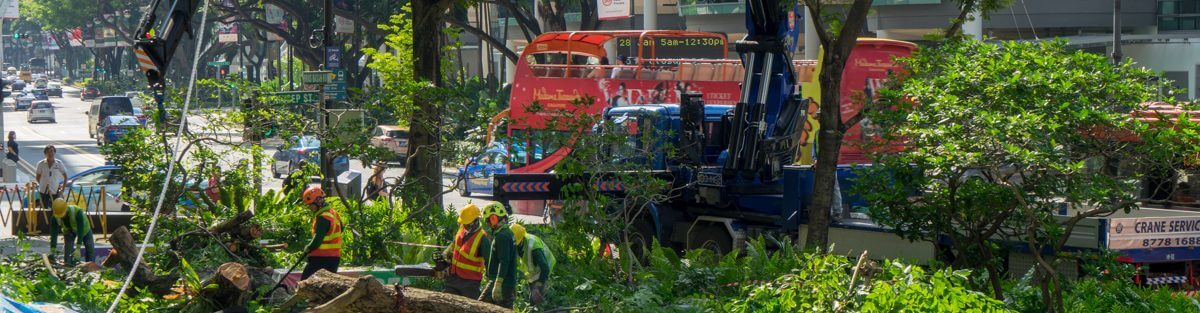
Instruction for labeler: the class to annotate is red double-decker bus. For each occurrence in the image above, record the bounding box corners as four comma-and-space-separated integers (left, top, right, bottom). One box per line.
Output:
505, 30, 818, 173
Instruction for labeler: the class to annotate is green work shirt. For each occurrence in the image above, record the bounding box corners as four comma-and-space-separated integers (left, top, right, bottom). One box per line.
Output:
518, 233, 555, 283
485, 224, 517, 290
51, 205, 91, 248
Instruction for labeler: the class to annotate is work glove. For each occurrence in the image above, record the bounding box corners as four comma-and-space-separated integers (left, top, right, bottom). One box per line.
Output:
530, 282, 545, 305
491, 278, 505, 302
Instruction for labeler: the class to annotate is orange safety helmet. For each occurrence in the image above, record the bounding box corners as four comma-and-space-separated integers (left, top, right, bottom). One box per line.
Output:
302, 186, 326, 205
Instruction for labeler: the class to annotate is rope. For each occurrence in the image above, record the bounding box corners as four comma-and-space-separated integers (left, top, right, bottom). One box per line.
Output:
105, 1, 211, 311
1019, 0, 1039, 40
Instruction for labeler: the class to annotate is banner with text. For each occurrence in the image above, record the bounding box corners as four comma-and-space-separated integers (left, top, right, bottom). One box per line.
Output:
265, 4, 286, 41
597, 0, 631, 20
1108, 216, 1200, 250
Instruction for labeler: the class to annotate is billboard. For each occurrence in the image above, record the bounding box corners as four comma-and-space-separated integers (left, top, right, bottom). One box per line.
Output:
597, 0, 631, 21
265, 4, 286, 41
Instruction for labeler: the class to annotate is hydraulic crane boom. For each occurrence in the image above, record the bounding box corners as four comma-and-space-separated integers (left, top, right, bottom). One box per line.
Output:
718, 0, 806, 185
132, 0, 202, 122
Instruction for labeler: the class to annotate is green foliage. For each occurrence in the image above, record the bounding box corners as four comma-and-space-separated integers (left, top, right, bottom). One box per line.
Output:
862, 38, 1179, 306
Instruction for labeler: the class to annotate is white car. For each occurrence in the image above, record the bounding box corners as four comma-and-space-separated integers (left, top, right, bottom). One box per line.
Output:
26, 100, 54, 123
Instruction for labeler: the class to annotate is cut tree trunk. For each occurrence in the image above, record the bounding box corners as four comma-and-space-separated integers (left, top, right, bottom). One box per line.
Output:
199, 262, 253, 309
104, 226, 178, 295
292, 270, 509, 313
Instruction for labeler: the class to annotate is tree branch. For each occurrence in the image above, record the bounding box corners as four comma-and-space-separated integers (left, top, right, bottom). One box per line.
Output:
442, 17, 520, 63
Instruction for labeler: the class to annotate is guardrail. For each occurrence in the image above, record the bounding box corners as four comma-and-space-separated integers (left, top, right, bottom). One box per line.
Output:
0, 183, 126, 239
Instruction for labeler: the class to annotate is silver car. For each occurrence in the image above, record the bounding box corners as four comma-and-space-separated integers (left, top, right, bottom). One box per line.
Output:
26, 100, 54, 123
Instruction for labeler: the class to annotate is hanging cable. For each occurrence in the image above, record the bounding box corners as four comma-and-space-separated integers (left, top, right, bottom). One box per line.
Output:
1019, 0, 1039, 40
1009, 3, 1023, 40
105, 1, 211, 311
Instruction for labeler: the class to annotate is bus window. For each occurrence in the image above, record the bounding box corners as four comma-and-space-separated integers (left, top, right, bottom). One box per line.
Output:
530, 130, 566, 165
510, 129, 529, 169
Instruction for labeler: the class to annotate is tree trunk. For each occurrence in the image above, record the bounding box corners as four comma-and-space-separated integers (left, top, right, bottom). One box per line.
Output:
198, 262, 253, 309
802, 0, 873, 250
406, 0, 449, 209
103, 226, 179, 295
292, 270, 510, 312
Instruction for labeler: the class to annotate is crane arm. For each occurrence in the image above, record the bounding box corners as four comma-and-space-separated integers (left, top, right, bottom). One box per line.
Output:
720, 0, 806, 184
132, 0, 201, 90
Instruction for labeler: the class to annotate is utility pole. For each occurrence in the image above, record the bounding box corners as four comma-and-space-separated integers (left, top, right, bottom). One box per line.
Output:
320, 0, 334, 190
1111, 0, 1122, 64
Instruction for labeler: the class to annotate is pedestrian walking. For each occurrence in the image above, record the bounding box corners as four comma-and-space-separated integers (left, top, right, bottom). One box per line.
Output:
36, 145, 66, 211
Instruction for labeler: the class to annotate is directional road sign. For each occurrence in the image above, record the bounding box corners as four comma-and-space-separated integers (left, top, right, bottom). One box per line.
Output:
267, 91, 320, 104
302, 70, 335, 85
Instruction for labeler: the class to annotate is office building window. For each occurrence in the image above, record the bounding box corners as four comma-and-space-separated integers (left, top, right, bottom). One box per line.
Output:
1160, 0, 1200, 31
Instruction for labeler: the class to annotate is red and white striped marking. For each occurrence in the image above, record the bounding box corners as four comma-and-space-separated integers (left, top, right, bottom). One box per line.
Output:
134, 48, 156, 74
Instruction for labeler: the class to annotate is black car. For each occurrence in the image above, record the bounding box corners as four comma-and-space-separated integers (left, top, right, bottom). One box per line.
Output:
31, 88, 48, 100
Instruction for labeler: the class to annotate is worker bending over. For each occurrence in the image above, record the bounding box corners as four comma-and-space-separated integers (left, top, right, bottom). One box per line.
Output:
51, 198, 95, 266
440, 204, 490, 299
300, 186, 343, 279
511, 223, 555, 305
478, 203, 516, 308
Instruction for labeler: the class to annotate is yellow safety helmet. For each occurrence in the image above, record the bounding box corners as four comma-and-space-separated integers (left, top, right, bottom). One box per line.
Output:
458, 204, 481, 225
511, 223, 527, 245
51, 198, 68, 218
482, 203, 508, 227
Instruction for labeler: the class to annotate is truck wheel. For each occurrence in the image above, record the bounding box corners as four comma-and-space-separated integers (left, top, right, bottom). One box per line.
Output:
628, 220, 657, 264
688, 225, 733, 257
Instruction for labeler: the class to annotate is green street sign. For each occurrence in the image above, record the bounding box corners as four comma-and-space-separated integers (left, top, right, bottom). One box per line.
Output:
302, 71, 335, 85
208, 61, 231, 66
267, 91, 320, 104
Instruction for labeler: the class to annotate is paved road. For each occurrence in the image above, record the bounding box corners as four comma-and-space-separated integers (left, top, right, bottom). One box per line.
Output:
0, 85, 517, 220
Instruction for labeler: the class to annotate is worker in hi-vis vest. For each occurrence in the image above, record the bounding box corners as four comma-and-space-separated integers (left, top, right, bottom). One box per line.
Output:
510, 223, 555, 305
440, 204, 490, 299
300, 186, 342, 279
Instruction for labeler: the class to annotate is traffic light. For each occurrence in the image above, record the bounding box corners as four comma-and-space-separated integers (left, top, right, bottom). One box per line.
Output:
10, 33, 18, 40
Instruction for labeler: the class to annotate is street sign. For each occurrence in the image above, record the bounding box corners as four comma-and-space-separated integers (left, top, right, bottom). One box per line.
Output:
324, 69, 347, 101
325, 46, 341, 69
302, 71, 335, 85
207, 61, 230, 66
267, 91, 320, 104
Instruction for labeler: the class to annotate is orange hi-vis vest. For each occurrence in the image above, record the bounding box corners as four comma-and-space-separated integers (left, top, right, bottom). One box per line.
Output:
450, 226, 486, 281
308, 208, 343, 257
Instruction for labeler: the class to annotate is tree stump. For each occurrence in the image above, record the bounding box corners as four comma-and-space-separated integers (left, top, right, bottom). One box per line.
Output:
198, 262, 253, 309
103, 226, 178, 295
292, 270, 509, 313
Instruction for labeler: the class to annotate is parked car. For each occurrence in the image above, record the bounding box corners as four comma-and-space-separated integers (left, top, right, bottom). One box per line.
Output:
62, 165, 128, 212
369, 125, 409, 165
46, 82, 62, 97
64, 165, 214, 212
98, 115, 142, 145
87, 96, 135, 139
26, 100, 54, 123
81, 87, 100, 100
456, 143, 509, 197
271, 136, 350, 178
14, 94, 33, 110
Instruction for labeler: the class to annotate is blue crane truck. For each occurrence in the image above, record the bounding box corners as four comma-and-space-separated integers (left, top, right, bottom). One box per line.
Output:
492, 0, 1200, 286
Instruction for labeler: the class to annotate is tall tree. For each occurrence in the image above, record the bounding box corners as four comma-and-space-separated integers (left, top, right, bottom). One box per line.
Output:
802, 0, 875, 249
409, 0, 458, 209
